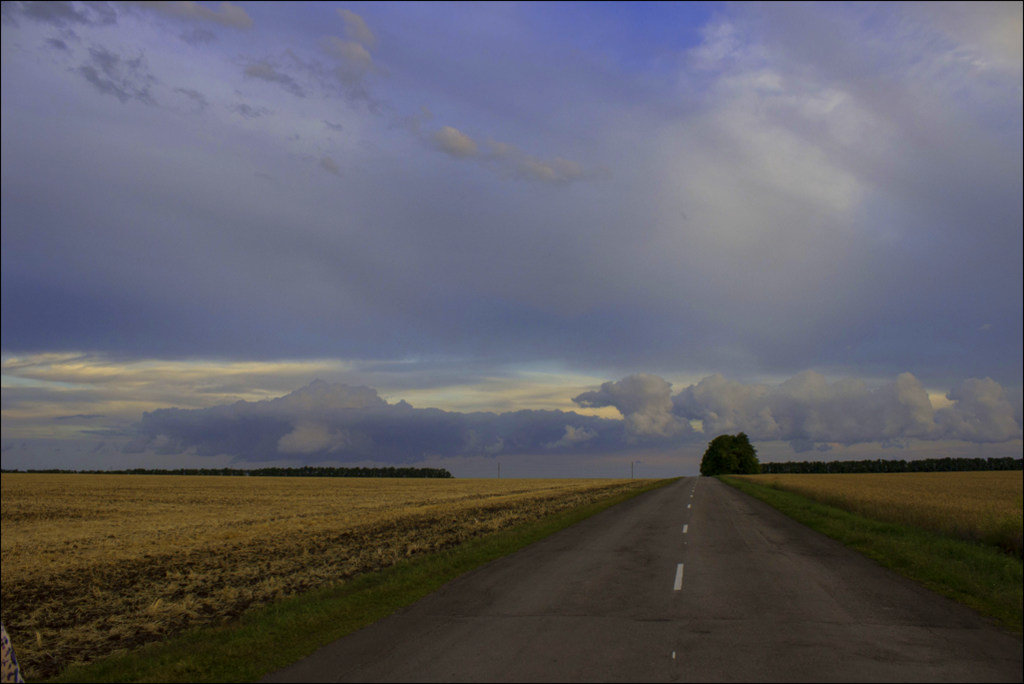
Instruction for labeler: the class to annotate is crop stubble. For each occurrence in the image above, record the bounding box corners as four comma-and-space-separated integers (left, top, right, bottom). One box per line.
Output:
734, 471, 1023, 555
1, 474, 649, 680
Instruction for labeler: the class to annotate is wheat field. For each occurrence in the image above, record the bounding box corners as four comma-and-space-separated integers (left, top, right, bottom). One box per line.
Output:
734, 471, 1023, 555
0, 473, 649, 680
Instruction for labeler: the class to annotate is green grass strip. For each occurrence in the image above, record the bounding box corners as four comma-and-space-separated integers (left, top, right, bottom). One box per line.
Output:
46, 478, 676, 683
721, 476, 1023, 634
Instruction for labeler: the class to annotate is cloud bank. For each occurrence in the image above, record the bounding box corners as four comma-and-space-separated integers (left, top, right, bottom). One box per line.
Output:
131, 379, 628, 462
128, 373, 1022, 463
671, 371, 1022, 451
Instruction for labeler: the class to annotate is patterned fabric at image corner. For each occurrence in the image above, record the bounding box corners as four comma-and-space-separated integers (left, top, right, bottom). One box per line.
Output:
1, 624, 24, 684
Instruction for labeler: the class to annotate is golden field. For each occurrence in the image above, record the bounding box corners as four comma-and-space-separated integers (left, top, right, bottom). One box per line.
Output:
0, 473, 649, 680
734, 471, 1022, 555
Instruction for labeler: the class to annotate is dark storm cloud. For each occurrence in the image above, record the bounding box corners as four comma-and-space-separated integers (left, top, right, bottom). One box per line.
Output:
130, 380, 628, 462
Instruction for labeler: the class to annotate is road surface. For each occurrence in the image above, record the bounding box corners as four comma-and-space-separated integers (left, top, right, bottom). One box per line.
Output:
263, 477, 1022, 682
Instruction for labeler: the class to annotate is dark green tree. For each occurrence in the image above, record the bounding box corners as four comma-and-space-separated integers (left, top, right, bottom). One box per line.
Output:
699, 432, 760, 476
732, 432, 759, 473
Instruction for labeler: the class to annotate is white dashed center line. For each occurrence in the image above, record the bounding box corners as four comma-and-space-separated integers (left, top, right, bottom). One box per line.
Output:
673, 563, 684, 590
683, 524, 688, 534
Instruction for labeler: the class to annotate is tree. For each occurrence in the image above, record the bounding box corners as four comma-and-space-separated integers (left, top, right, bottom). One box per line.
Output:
699, 432, 760, 476
732, 432, 759, 474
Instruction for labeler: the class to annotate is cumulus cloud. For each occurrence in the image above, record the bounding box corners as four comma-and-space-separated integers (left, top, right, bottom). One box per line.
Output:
129, 373, 1021, 464
15, 359, 1021, 466
129, 1, 252, 29
131, 379, 628, 462
337, 8, 375, 48
673, 371, 1021, 450
265, 379, 388, 414
322, 37, 373, 76
936, 378, 1021, 443
574, 374, 693, 441
434, 126, 478, 157
672, 374, 776, 436
319, 35, 377, 105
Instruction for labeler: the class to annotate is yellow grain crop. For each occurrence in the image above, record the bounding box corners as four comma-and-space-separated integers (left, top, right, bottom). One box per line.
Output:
1, 473, 650, 680
734, 471, 1022, 555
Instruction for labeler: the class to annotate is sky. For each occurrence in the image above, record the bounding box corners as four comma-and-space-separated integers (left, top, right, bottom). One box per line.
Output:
1, 1, 1021, 478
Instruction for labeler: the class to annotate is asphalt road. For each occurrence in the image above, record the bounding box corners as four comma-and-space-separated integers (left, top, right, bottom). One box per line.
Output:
263, 477, 1022, 682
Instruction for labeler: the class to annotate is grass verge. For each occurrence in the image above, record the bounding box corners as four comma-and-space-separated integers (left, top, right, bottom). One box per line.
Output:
721, 475, 1022, 635
45, 478, 676, 683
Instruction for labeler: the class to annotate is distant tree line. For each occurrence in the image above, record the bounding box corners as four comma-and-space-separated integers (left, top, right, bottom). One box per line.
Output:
0, 466, 453, 478
759, 457, 1022, 474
